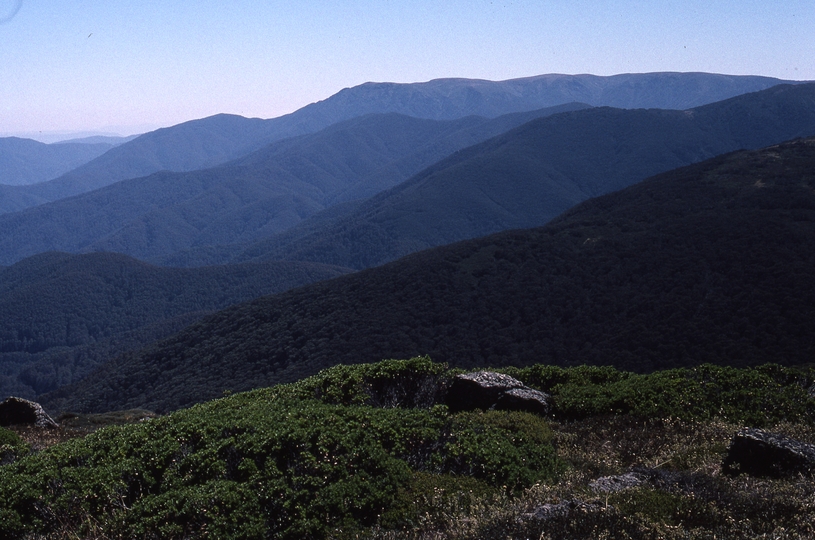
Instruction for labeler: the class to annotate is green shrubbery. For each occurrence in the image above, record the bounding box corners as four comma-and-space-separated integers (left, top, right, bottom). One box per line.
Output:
0, 359, 562, 539
506, 362, 815, 426
1, 358, 814, 538
0, 426, 22, 448
0, 426, 27, 466
293, 356, 449, 408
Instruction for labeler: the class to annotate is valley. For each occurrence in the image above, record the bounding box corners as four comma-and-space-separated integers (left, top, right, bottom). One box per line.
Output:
0, 73, 812, 412
1, 72, 814, 539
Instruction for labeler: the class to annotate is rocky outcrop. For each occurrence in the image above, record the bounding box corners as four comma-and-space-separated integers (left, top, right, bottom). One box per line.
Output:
722, 428, 815, 478
445, 371, 552, 415
445, 371, 524, 412
0, 397, 59, 428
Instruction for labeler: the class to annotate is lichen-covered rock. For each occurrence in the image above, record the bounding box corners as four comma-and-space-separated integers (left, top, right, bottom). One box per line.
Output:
445, 371, 524, 412
722, 428, 815, 478
590, 472, 646, 493
495, 387, 552, 415
0, 397, 59, 428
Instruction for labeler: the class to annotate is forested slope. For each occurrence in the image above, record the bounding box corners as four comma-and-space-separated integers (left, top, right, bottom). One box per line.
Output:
235, 83, 815, 270
44, 137, 815, 413
0, 107, 583, 266
0, 252, 350, 399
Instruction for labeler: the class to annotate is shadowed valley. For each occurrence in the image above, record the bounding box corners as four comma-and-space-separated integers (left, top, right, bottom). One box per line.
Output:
0, 252, 350, 400
42, 136, 815, 413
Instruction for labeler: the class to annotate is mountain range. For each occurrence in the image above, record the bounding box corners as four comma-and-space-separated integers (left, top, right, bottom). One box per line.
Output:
280, 71, 799, 124
223, 83, 815, 270
42, 136, 815, 413
0, 71, 813, 410
5, 82, 808, 269
0, 72, 798, 216
0, 137, 114, 187
0, 104, 588, 265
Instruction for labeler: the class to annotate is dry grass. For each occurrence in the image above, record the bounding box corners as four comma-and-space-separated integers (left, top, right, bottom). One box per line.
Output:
361, 415, 815, 540
9, 409, 159, 452
10, 425, 87, 452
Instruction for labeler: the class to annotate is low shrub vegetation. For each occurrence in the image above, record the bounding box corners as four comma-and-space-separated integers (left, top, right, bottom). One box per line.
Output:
0, 426, 28, 465
2, 357, 814, 538
506, 362, 815, 425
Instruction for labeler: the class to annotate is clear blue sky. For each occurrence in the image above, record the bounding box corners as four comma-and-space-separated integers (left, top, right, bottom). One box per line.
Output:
2, 0, 813, 140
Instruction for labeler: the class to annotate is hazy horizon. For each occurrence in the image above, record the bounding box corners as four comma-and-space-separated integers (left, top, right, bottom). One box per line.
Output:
2, 1, 814, 140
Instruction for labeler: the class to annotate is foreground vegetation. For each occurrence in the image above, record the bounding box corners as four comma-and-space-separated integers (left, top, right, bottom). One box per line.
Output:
2, 357, 815, 538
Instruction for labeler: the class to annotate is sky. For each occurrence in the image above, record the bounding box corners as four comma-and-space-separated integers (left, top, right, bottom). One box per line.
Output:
1, 0, 814, 142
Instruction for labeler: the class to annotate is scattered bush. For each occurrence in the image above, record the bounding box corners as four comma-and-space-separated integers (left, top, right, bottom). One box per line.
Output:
434, 410, 563, 488
2, 357, 814, 538
295, 356, 449, 408
0, 426, 22, 448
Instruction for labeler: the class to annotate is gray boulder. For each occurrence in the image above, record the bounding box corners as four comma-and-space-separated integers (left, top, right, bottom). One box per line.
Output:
495, 387, 552, 416
445, 371, 553, 415
445, 371, 525, 412
0, 397, 59, 428
722, 428, 815, 478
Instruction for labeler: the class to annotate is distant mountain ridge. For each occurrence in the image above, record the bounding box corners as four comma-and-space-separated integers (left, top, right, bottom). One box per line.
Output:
43, 136, 815, 413
0, 115, 292, 214
0, 105, 588, 266
54, 134, 139, 146
0, 137, 114, 186
2, 83, 814, 268
0, 72, 801, 214
299, 72, 799, 123
202, 83, 815, 270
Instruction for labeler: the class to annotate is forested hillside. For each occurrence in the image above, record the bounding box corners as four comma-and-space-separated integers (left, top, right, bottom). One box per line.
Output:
225, 83, 815, 270
0, 252, 350, 399
0, 105, 584, 266
43, 137, 815, 413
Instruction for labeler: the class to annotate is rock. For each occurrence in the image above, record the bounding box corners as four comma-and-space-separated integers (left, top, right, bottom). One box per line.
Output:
590, 472, 646, 493
495, 387, 553, 415
0, 397, 59, 428
522, 500, 607, 522
445, 371, 555, 416
722, 428, 815, 478
445, 371, 524, 412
